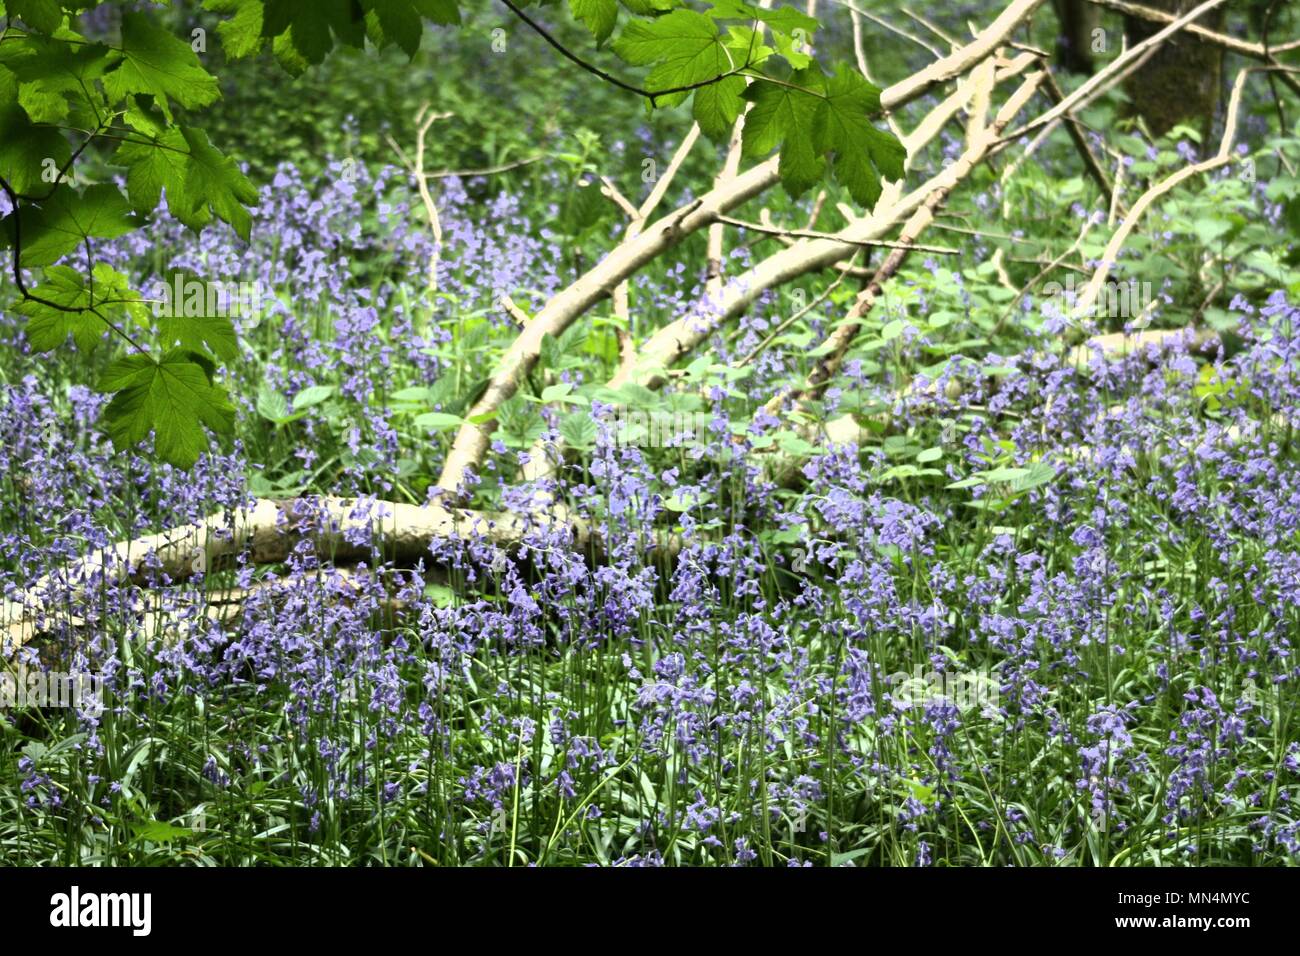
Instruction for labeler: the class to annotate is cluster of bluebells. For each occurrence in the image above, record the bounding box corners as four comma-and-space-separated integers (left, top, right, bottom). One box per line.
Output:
1, 155, 1299, 864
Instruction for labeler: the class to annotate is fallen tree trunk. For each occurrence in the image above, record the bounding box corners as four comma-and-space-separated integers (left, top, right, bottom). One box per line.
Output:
2, 497, 593, 649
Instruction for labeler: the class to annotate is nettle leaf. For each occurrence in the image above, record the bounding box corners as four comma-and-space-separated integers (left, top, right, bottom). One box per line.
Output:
104, 13, 221, 119
16, 263, 143, 353
98, 349, 236, 468
7, 183, 141, 267
570, 0, 618, 44
559, 410, 598, 451
612, 9, 737, 106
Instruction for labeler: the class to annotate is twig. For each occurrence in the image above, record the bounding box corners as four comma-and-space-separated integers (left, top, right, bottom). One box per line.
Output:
425, 156, 544, 180
714, 214, 961, 255
1073, 67, 1251, 319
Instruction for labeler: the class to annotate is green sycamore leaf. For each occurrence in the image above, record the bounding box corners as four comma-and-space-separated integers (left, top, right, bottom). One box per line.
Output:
612, 9, 738, 105
257, 0, 366, 73
741, 67, 825, 197
415, 0, 461, 26
2, 36, 111, 125
98, 349, 236, 468
205, 0, 268, 59
707, 0, 818, 36
692, 73, 745, 141
361, 0, 425, 58
16, 263, 144, 353
570, 0, 618, 44
179, 127, 260, 240
617, 0, 674, 14
114, 123, 192, 220
155, 310, 240, 362
740, 67, 820, 158
7, 0, 63, 34
104, 13, 221, 120
742, 65, 902, 207
6, 184, 141, 267
152, 271, 241, 361
812, 66, 903, 207
0, 66, 70, 194
115, 108, 257, 235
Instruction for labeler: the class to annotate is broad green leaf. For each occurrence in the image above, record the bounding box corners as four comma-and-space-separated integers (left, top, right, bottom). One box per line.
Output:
207, 0, 268, 59
741, 67, 825, 196
540, 382, 574, 403
15, 264, 128, 352
131, 819, 192, 843
612, 9, 736, 105
414, 411, 465, 431
812, 67, 902, 207
414, 0, 461, 25
10, 184, 140, 267
708, 0, 818, 35
104, 13, 221, 119
152, 272, 242, 361
3, 37, 110, 125
292, 384, 336, 410
8, 0, 62, 33
0, 66, 71, 194
98, 349, 236, 468
692, 73, 745, 141
570, 0, 618, 44
258, 0, 366, 73
179, 127, 259, 240
115, 124, 192, 220
361, 0, 425, 58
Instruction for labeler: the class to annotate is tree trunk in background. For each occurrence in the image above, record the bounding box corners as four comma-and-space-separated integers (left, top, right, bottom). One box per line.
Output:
1053, 0, 1102, 72
1123, 0, 1225, 140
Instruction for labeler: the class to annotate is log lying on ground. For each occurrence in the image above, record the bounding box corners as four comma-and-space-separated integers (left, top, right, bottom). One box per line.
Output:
2, 497, 593, 649
1066, 326, 1221, 367
2, 321, 1227, 650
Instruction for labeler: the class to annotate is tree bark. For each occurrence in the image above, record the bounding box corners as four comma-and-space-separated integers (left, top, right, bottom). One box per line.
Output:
1123, 0, 1225, 139
1053, 0, 1103, 72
